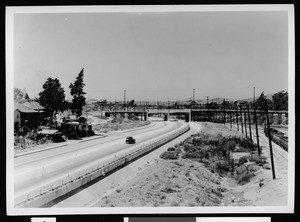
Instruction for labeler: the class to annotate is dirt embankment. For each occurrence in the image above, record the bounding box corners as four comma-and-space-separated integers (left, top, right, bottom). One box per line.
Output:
92, 118, 150, 134
102, 122, 288, 207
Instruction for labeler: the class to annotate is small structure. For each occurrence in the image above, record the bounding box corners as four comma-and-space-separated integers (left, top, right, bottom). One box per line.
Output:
14, 102, 44, 132
22, 101, 45, 112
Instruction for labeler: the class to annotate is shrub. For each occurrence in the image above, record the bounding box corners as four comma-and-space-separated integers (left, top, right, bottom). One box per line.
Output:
160, 151, 178, 160
225, 141, 236, 151
182, 152, 198, 159
216, 160, 230, 172
183, 144, 199, 153
218, 137, 227, 149
211, 160, 230, 174
239, 138, 257, 151
167, 147, 175, 151
192, 137, 202, 146
249, 154, 267, 166
238, 156, 249, 166
200, 158, 211, 165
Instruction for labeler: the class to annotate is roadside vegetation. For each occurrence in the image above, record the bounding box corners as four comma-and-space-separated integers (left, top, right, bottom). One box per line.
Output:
93, 117, 150, 133
160, 130, 267, 184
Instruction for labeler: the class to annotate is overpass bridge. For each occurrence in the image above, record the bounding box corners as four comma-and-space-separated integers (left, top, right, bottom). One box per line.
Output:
104, 108, 288, 124
104, 109, 192, 122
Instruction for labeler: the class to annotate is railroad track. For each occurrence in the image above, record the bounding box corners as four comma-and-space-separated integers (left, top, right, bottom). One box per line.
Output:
228, 123, 288, 169
253, 132, 288, 169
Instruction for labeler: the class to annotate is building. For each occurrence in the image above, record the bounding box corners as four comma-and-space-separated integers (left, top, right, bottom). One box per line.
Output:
14, 102, 44, 131
22, 100, 45, 112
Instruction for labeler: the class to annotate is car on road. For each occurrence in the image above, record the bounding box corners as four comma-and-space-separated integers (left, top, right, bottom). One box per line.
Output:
126, 136, 136, 144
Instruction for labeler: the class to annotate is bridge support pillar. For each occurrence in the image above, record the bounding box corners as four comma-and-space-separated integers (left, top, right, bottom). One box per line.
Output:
273, 114, 278, 125
144, 112, 148, 121
164, 113, 169, 121
185, 112, 191, 122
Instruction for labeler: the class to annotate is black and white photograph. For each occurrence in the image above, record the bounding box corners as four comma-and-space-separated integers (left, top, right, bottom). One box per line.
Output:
6, 5, 295, 215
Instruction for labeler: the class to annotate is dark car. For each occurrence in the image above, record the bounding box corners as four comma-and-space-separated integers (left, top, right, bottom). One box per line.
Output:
126, 136, 136, 144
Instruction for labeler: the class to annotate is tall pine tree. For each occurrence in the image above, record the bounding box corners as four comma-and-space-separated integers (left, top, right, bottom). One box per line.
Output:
69, 68, 86, 119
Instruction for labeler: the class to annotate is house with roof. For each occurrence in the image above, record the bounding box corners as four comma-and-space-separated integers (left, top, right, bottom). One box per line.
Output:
14, 102, 44, 131
22, 100, 45, 112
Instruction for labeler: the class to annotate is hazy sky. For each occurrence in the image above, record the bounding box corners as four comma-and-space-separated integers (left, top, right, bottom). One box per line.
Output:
13, 9, 289, 102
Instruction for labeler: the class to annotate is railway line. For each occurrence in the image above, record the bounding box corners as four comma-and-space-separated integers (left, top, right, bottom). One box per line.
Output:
227, 123, 288, 169
255, 132, 288, 169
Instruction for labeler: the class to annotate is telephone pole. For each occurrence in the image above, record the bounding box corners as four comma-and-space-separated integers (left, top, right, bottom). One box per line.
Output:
193, 89, 195, 103
124, 90, 126, 108
253, 87, 261, 156
206, 96, 209, 108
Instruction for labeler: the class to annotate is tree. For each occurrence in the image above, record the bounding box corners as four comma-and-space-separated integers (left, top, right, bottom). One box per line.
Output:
207, 102, 219, 109
24, 92, 30, 101
39, 77, 65, 119
255, 92, 273, 110
128, 99, 135, 107
69, 68, 86, 118
63, 100, 72, 110
221, 100, 231, 109
272, 90, 288, 110
14, 88, 24, 101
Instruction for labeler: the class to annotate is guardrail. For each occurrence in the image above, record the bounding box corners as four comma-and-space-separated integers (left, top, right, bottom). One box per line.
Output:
15, 123, 190, 207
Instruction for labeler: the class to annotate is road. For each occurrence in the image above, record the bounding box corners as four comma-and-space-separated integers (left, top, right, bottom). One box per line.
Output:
14, 119, 187, 203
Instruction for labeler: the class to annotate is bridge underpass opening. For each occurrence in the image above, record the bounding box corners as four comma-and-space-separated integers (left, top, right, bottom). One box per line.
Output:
169, 113, 190, 122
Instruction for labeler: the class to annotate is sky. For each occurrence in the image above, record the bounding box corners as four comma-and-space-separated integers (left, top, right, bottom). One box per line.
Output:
12, 7, 290, 102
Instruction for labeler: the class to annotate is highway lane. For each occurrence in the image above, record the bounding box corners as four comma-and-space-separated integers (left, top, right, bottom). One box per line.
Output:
14, 120, 186, 200
15, 120, 163, 166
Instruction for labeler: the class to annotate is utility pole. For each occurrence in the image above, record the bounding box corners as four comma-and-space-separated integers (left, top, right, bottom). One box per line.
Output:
193, 89, 195, 104
247, 104, 252, 141
114, 99, 117, 117
266, 107, 276, 179
244, 105, 248, 138
240, 106, 244, 134
124, 90, 126, 110
206, 96, 209, 109
223, 99, 226, 125
230, 104, 232, 129
236, 109, 239, 131
254, 87, 261, 156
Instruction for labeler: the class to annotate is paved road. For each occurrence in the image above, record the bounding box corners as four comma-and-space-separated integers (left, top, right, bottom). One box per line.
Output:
14, 119, 186, 202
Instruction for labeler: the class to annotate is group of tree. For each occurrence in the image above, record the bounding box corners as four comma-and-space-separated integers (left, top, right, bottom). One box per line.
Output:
200, 90, 288, 111
38, 68, 86, 122
14, 88, 30, 102
254, 90, 288, 111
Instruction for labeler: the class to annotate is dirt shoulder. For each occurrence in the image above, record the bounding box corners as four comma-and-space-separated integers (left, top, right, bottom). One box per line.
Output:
102, 122, 288, 207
